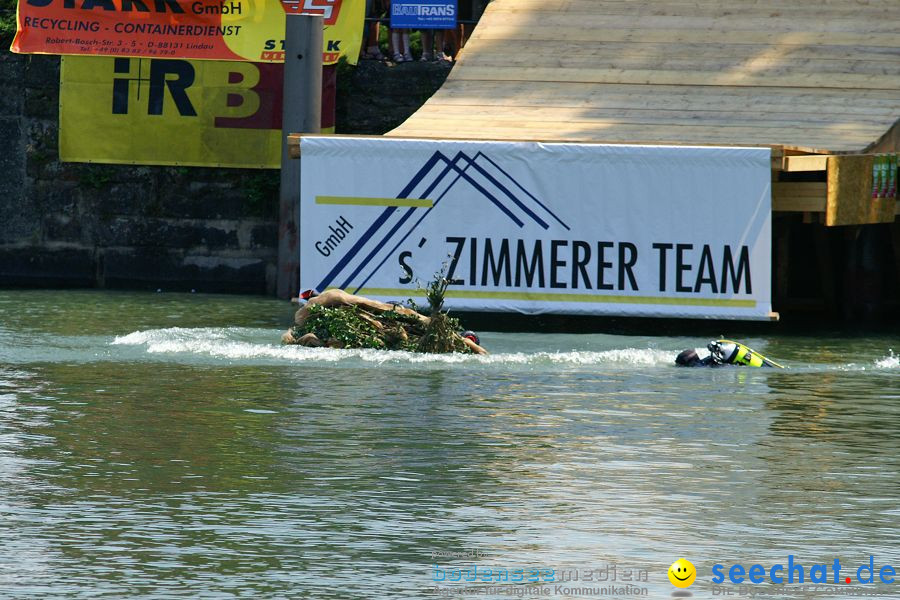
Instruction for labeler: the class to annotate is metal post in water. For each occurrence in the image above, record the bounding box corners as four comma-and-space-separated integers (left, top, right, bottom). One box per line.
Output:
277, 14, 323, 299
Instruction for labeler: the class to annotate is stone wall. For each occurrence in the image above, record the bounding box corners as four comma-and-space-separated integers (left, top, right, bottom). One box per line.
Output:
336, 59, 452, 135
0, 51, 450, 294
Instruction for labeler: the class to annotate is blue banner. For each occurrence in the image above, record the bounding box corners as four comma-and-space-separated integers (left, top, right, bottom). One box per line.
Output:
391, 0, 458, 29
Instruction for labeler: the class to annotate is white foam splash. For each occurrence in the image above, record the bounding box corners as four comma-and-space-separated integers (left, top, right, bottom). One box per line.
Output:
875, 350, 898, 369
113, 327, 231, 346
112, 328, 676, 367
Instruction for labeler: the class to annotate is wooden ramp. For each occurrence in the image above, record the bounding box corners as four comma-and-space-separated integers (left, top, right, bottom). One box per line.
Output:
388, 0, 900, 154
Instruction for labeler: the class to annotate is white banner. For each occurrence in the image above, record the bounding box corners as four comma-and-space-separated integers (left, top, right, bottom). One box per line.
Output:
299, 137, 772, 320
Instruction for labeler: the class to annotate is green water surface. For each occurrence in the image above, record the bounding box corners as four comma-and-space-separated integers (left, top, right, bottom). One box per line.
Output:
0, 290, 898, 599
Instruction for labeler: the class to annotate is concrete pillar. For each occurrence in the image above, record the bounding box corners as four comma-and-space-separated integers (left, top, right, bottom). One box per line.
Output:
277, 14, 323, 299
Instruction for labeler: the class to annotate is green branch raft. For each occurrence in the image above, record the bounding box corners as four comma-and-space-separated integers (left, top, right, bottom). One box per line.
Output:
281, 289, 488, 355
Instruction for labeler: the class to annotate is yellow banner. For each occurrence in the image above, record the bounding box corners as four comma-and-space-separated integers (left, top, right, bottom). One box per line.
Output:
14, 0, 365, 66
60, 56, 283, 168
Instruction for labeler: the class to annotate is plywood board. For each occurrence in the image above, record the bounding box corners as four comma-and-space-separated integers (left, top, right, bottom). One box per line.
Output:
826, 155, 896, 226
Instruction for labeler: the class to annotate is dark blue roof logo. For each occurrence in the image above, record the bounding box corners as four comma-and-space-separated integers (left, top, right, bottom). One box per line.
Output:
315, 150, 571, 293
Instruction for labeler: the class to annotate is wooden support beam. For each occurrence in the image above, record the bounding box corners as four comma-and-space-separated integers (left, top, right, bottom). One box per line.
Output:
781, 155, 829, 172
772, 182, 827, 214
288, 134, 302, 159
771, 179, 899, 217
773, 197, 827, 212
773, 181, 828, 212
773, 182, 827, 197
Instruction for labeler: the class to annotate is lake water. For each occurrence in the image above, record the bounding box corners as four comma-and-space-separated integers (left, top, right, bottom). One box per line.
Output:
1, 290, 898, 599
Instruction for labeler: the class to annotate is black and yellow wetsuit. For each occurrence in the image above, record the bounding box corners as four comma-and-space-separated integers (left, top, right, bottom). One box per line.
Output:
707, 340, 784, 368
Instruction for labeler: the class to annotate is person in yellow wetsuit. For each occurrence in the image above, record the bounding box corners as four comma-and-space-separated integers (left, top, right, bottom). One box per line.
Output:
675, 340, 784, 368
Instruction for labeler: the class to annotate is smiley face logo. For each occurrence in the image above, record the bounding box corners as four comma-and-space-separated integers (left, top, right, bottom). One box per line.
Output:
668, 558, 696, 588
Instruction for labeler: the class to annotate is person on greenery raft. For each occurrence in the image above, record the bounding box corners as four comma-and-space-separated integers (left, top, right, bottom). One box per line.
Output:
282, 288, 487, 355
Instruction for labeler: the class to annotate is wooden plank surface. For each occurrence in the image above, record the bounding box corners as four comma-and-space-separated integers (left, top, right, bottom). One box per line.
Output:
407, 105, 893, 129
449, 66, 898, 91
388, 0, 900, 152
468, 25, 900, 44
462, 40, 900, 64
392, 119, 880, 152
469, 27, 900, 47
456, 55, 900, 82
488, 0, 900, 13
431, 82, 900, 110
395, 118, 878, 144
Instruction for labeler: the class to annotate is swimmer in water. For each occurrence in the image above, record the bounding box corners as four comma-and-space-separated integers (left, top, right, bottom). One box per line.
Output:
675, 348, 720, 367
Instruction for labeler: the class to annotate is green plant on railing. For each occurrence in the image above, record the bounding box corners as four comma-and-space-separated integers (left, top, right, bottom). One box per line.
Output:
0, 15, 15, 48
335, 56, 353, 96
0, 0, 16, 47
